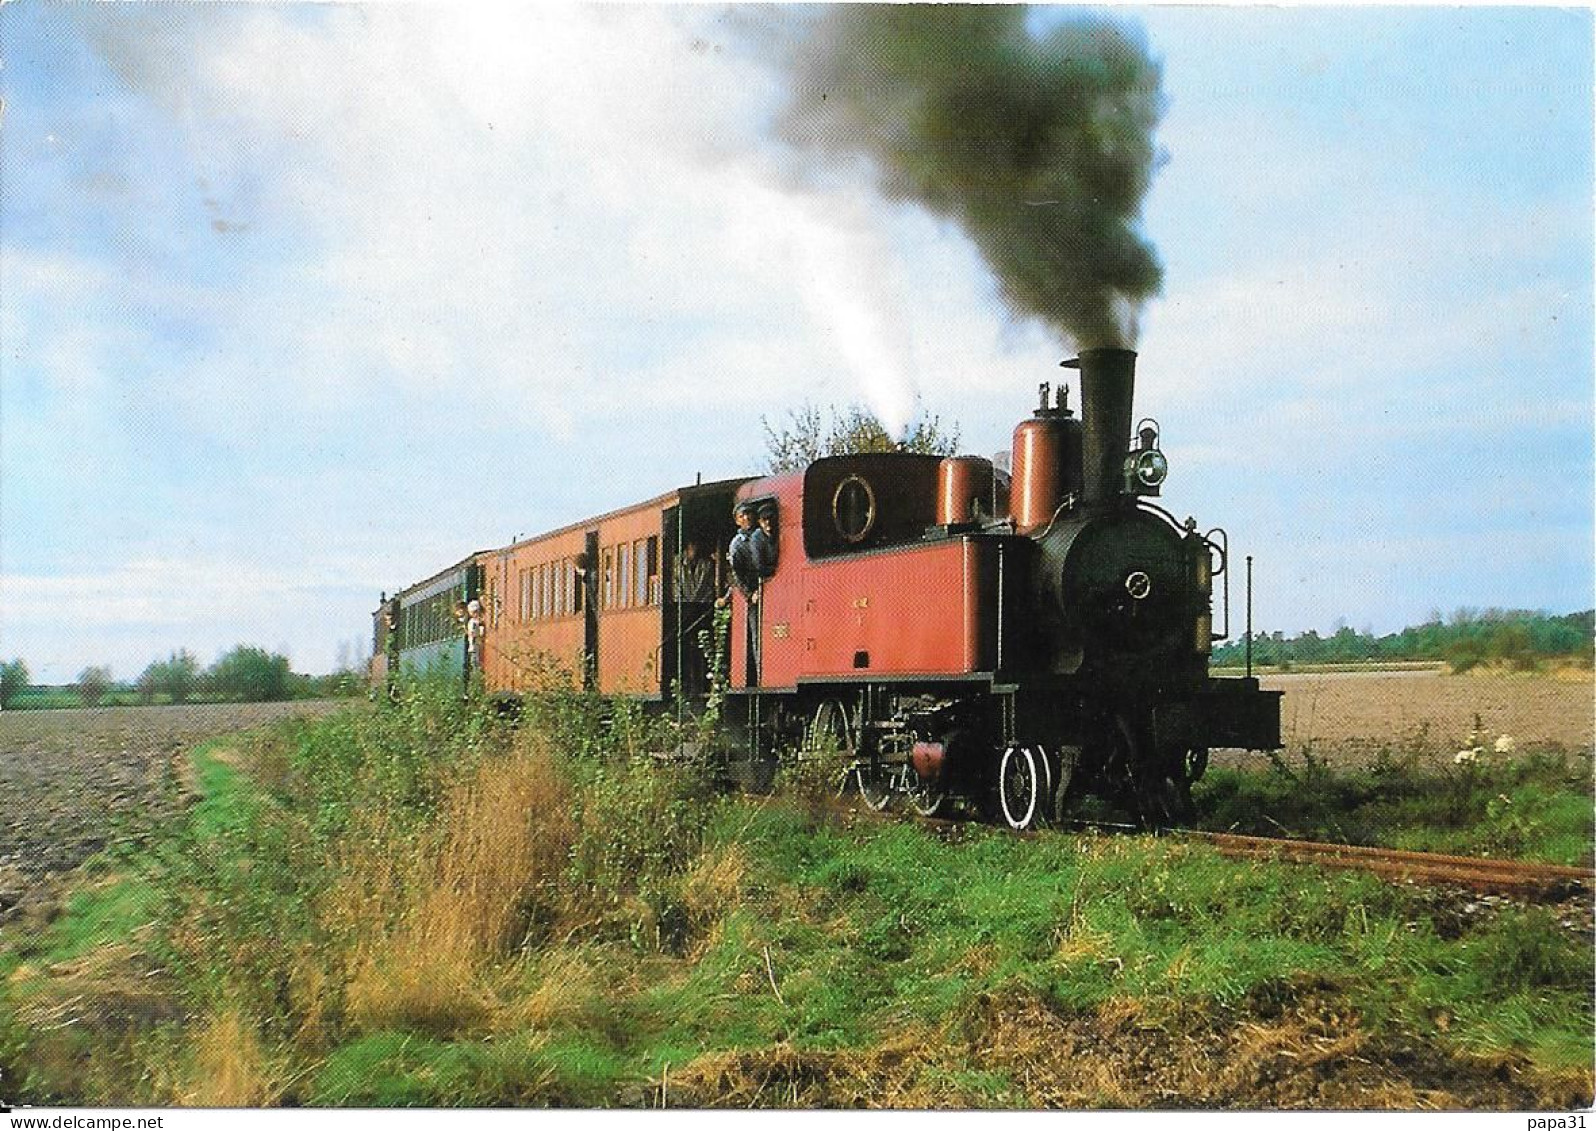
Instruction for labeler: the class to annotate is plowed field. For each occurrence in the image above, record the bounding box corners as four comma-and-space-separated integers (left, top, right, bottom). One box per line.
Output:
0, 701, 347, 911
1228, 669, 1592, 767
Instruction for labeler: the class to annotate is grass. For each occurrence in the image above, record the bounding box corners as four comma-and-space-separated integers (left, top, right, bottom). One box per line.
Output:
1195, 745, 1595, 865
0, 672, 1590, 1109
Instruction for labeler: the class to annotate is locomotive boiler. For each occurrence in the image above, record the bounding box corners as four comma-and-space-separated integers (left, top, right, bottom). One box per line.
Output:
374, 348, 1281, 828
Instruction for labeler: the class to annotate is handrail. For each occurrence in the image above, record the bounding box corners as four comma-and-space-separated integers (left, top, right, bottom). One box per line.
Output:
1204, 527, 1230, 642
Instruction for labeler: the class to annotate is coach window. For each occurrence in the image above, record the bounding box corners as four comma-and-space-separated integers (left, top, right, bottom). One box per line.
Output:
601, 548, 614, 610
645, 535, 660, 605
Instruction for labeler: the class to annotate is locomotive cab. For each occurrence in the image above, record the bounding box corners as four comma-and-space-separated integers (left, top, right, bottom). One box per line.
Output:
800, 453, 944, 559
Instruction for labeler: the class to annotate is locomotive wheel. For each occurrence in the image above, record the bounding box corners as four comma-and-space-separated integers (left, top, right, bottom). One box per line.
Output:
1168, 775, 1196, 825
1032, 746, 1054, 827
854, 761, 894, 811
1113, 713, 1181, 830
1134, 764, 1195, 828
904, 775, 947, 818
995, 745, 1042, 831
1042, 745, 1079, 825
807, 699, 858, 797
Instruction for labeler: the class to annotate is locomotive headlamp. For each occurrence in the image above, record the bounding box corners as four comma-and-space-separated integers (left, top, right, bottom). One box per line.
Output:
1132, 448, 1168, 488
1124, 418, 1167, 495
1125, 570, 1152, 600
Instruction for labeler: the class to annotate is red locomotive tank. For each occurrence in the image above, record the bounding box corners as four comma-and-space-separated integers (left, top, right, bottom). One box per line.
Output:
1010, 384, 1082, 534
936, 456, 994, 526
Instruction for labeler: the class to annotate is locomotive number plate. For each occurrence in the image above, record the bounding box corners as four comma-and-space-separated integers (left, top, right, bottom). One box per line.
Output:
771, 622, 790, 639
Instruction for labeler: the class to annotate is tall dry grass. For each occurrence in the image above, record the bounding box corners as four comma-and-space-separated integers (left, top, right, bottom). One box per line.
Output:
178, 1006, 282, 1106
340, 733, 577, 1035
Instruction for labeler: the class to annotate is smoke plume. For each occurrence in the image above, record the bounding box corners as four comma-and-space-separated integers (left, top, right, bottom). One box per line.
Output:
780, 7, 1165, 349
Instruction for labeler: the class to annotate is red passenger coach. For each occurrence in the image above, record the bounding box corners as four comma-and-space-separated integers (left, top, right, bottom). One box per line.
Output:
474, 479, 751, 699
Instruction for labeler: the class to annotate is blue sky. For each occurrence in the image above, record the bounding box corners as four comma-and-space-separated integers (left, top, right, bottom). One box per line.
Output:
1, 4, 1590, 682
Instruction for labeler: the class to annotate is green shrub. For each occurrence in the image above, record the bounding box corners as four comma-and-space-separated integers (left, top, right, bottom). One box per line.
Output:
75, 665, 114, 707
206, 646, 292, 702
0, 658, 29, 707
138, 651, 199, 704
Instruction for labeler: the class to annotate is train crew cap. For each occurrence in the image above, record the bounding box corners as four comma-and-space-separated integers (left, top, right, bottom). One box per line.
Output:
467, 599, 482, 613
735, 501, 755, 516
758, 503, 777, 519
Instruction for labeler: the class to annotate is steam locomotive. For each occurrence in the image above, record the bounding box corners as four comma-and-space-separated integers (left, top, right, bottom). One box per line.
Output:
372, 348, 1281, 827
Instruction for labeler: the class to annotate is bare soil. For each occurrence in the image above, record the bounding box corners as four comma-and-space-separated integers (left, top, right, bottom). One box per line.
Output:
1223, 669, 1593, 768
0, 701, 347, 915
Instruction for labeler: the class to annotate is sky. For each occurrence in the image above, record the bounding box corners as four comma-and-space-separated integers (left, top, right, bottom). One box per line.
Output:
0, 3, 1590, 683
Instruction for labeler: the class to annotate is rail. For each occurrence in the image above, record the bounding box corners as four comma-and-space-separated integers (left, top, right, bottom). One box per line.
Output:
1182, 830, 1591, 898
885, 807, 1591, 899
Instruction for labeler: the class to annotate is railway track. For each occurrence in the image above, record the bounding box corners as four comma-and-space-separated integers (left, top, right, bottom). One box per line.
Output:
1180, 830, 1592, 898
887, 805, 1591, 898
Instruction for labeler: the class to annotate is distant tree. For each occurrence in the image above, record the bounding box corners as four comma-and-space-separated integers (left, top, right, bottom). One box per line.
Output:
137, 650, 199, 704
0, 659, 28, 708
1214, 608, 1594, 671
762, 402, 960, 474
1487, 623, 1538, 672
207, 646, 291, 702
1445, 637, 1486, 674
76, 665, 113, 707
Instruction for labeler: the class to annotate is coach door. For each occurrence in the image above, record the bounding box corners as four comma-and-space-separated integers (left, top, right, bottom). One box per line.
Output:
582, 530, 600, 691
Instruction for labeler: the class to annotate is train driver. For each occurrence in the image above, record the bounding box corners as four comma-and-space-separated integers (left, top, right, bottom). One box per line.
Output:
724, 501, 767, 682
755, 503, 779, 577
726, 502, 762, 605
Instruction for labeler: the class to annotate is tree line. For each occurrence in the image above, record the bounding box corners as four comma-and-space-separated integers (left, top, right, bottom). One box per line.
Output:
1212, 608, 1594, 672
0, 646, 368, 710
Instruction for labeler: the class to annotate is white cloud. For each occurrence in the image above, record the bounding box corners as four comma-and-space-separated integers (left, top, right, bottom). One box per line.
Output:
0, 556, 376, 680
57, 5, 953, 449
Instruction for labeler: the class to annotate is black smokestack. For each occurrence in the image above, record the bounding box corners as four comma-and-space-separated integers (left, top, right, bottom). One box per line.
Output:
779, 7, 1165, 349
1065, 348, 1137, 505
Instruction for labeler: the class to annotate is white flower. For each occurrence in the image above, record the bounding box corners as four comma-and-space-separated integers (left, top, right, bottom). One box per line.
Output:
1494, 735, 1516, 754
1454, 748, 1480, 765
